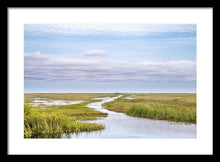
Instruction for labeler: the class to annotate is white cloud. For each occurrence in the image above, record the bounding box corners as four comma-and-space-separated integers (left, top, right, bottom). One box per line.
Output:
24, 53, 196, 82
24, 24, 196, 38
83, 49, 109, 56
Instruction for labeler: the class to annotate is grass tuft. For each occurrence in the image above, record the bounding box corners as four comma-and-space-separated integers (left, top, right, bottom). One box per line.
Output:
125, 102, 196, 124
24, 104, 104, 138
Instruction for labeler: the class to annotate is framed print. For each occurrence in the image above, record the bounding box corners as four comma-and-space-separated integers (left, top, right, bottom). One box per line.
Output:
7, 7, 213, 155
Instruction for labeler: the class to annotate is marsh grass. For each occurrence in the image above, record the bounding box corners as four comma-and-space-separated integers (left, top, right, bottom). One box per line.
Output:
125, 103, 196, 123
24, 93, 196, 138
38, 101, 108, 121
103, 93, 196, 124
24, 93, 118, 103
24, 104, 105, 138
24, 93, 113, 138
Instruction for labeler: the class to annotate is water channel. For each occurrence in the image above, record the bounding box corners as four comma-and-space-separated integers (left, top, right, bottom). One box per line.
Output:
61, 95, 196, 139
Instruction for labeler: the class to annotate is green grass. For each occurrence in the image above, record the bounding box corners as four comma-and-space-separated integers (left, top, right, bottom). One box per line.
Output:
24, 104, 105, 138
24, 93, 117, 121
24, 93, 196, 138
125, 102, 196, 123
103, 93, 196, 124
24, 93, 118, 103
24, 93, 117, 138
37, 101, 108, 121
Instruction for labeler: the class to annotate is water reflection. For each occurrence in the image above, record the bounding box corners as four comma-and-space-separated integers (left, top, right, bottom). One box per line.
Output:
30, 131, 104, 138
31, 133, 63, 138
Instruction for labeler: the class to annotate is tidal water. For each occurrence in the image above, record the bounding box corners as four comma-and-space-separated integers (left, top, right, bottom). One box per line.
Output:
61, 96, 196, 139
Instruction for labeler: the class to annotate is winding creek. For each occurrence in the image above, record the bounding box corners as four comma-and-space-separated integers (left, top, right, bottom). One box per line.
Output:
62, 95, 196, 139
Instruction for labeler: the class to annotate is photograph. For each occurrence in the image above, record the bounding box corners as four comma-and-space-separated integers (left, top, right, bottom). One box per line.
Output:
24, 24, 197, 139
7, 8, 213, 155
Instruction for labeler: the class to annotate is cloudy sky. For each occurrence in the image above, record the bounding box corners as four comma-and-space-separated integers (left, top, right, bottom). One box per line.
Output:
24, 24, 196, 93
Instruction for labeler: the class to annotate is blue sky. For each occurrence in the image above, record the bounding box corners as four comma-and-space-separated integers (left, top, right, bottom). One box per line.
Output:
24, 24, 196, 93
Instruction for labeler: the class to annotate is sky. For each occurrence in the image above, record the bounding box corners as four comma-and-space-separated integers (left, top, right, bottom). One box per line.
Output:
24, 24, 196, 93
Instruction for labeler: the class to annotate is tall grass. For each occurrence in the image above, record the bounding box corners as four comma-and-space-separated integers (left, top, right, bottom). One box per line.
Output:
103, 93, 196, 124
125, 102, 196, 124
24, 104, 104, 138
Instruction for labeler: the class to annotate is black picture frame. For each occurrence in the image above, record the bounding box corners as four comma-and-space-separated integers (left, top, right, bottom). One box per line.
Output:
2, 0, 216, 159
